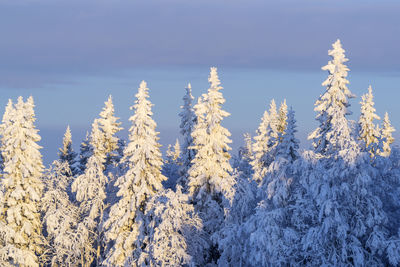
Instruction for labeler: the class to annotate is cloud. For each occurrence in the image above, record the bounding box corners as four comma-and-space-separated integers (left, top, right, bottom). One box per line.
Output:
0, 0, 399, 88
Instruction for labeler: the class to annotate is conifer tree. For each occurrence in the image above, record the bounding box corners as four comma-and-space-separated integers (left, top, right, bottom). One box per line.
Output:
251, 107, 271, 184
268, 99, 280, 144
358, 86, 381, 157
0, 99, 14, 172
232, 133, 254, 178
251, 99, 279, 184
162, 139, 182, 189
187, 67, 234, 264
0, 96, 45, 266
42, 161, 80, 266
278, 99, 288, 134
380, 112, 395, 157
243, 107, 300, 267
72, 120, 108, 266
308, 39, 355, 156
97, 95, 123, 171
133, 186, 208, 266
178, 83, 197, 183
78, 132, 92, 174
59, 125, 78, 176
187, 67, 233, 199
103, 81, 166, 266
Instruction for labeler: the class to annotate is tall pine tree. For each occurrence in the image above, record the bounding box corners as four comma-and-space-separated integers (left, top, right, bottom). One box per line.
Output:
58, 125, 78, 176
308, 39, 355, 156
0, 96, 45, 266
358, 86, 381, 157
103, 81, 166, 266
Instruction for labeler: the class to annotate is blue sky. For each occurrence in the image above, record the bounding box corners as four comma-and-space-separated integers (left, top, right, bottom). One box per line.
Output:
0, 0, 399, 164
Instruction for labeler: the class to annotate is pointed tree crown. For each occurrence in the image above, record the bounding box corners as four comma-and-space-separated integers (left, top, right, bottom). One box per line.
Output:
309, 39, 355, 155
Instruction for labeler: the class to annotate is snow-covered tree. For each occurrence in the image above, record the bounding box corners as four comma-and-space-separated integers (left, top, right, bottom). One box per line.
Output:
0, 99, 14, 172
162, 139, 182, 190
268, 99, 280, 144
232, 133, 254, 178
308, 39, 355, 156
72, 120, 108, 266
278, 99, 288, 134
42, 160, 80, 266
380, 112, 395, 157
243, 107, 300, 266
187, 67, 233, 200
186, 67, 234, 264
251, 107, 271, 184
178, 83, 197, 183
251, 99, 280, 184
102, 81, 166, 266
97, 95, 123, 171
0, 96, 45, 266
358, 86, 381, 157
132, 186, 208, 266
58, 125, 78, 176
78, 131, 92, 174
215, 170, 258, 266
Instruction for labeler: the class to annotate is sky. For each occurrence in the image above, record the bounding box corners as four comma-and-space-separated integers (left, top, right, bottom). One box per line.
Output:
0, 0, 399, 165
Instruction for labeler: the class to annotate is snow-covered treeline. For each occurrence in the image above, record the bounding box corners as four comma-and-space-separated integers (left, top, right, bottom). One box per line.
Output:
1, 39, 400, 266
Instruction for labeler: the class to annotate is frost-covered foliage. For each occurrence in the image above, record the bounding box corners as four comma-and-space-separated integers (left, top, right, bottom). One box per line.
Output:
0, 99, 14, 172
162, 139, 182, 190
72, 120, 108, 266
42, 161, 81, 266
251, 105, 271, 184
188, 67, 233, 200
380, 112, 395, 157
103, 81, 166, 266
58, 125, 78, 176
0, 41, 400, 266
178, 83, 197, 185
358, 86, 381, 157
243, 108, 300, 267
292, 147, 399, 266
187, 67, 235, 264
97, 95, 123, 172
132, 186, 208, 266
309, 39, 355, 155
232, 133, 254, 178
251, 99, 285, 184
277, 99, 288, 134
0, 96, 45, 266
215, 170, 258, 266
78, 131, 92, 174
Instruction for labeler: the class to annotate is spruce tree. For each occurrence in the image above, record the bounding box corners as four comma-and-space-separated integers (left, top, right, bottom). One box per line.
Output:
251, 99, 280, 184
72, 120, 108, 266
358, 86, 381, 157
97, 95, 123, 171
0, 96, 45, 266
187, 67, 234, 263
278, 99, 288, 134
78, 132, 92, 174
232, 133, 254, 178
58, 125, 78, 176
0, 99, 14, 173
308, 39, 355, 156
187, 67, 233, 199
178, 83, 196, 184
42, 161, 80, 266
103, 81, 166, 266
133, 186, 208, 266
244, 107, 299, 266
380, 112, 395, 157
162, 139, 182, 189
251, 107, 271, 184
